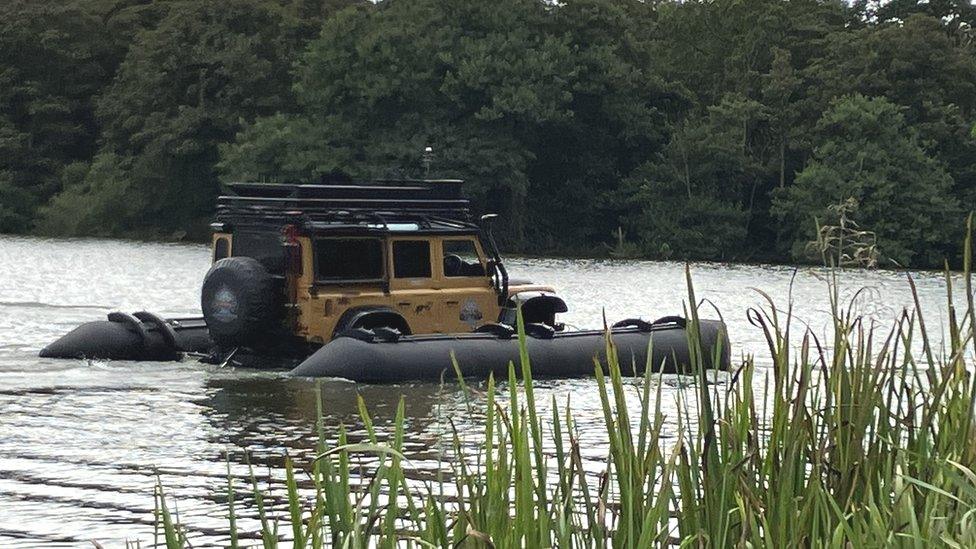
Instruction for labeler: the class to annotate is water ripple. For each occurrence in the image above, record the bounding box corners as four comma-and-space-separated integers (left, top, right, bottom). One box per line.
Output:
0, 235, 959, 546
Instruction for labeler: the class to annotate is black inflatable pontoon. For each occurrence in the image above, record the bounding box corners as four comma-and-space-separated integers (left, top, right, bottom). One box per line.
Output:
290, 318, 730, 382
40, 312, 729, 382
39, 313, 212, 361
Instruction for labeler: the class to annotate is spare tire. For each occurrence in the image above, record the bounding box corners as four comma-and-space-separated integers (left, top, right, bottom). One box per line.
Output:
201, 257, 281, 348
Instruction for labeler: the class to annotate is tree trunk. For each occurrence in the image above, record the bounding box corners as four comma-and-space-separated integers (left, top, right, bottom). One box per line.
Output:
779, 138, 786, 188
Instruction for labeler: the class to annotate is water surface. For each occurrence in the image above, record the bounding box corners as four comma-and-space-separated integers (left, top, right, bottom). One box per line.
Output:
0, 236, 959, 547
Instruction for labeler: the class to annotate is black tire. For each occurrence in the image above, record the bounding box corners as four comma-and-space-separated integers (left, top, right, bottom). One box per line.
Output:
201, 257, 281, 348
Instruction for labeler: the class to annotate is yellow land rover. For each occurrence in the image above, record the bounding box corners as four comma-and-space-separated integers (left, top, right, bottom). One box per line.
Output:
40, 178, 729, 380
199, 180, 567, 356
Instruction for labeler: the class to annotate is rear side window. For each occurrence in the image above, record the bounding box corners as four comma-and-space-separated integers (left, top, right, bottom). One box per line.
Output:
393, 240, 431, 278
316, 238, 384, 281
213, 237, 230, 261
233, 231, 283, 273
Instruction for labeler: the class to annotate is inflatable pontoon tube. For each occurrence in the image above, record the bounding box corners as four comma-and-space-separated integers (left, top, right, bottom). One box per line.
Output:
290, 318, 730, 382
39, 314, 212, 361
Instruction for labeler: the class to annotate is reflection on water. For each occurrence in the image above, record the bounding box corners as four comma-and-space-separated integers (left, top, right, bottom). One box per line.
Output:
0, 235, 961, 546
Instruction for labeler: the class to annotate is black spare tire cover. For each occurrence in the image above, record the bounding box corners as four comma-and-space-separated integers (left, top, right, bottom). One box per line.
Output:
201, 257, 281, 347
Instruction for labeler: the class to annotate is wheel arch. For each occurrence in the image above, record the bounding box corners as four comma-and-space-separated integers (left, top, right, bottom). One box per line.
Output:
332, 307, 412, 339
499, 290, 568, 326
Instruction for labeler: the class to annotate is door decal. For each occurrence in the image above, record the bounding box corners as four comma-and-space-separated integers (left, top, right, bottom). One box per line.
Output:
460, 299, 483, 328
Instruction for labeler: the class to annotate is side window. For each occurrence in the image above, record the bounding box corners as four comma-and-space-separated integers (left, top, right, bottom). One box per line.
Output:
316, 238, 384, 281
213, 237, 230, 262
443, 239, 486, 277
233, 231, 284, 273
392, 240, 432, 278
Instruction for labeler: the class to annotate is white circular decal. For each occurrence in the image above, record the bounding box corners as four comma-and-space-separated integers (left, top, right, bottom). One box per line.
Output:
212, 285, 239, 322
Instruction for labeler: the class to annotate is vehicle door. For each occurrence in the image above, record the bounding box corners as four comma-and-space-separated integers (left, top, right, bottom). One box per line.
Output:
437, 237, 498, 332
301, 236, 388, 342
387, 238, 442, 333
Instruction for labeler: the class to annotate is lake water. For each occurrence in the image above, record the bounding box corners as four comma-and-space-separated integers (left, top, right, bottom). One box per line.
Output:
0, 235, 962, 547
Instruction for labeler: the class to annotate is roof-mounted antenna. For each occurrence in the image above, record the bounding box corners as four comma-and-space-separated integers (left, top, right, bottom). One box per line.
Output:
422, 146, 434, 178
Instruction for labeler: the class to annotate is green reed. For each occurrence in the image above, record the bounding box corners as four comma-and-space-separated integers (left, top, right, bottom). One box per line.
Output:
153, 223, 976, 548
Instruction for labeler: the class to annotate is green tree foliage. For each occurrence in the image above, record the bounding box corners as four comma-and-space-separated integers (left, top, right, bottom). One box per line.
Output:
648, 0, 848, 254
809, 15, 976, 213
619, 95, 763, 260
38, 0, 359, 237
36, 155, 144, 236
773, 95, 959, 267
0, 1, 118, 232
4, 0, 976, 266
220, 0, 683, 246
852, 0, 976, 31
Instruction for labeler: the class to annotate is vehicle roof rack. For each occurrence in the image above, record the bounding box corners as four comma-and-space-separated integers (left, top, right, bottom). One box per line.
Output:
214, 180, 477, 234
228, 180, 465, 201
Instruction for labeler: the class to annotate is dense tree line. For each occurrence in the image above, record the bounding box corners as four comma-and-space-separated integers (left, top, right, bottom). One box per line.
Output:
2, 0, 975, 266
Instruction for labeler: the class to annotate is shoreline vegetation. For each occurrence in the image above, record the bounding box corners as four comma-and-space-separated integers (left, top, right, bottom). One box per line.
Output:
144, 228, 976, 547
3, 1, 976, 267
